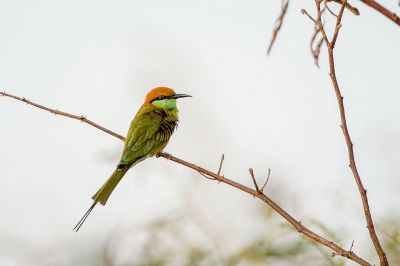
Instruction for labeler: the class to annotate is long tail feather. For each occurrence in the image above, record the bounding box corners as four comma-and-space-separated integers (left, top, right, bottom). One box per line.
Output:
73, 201, 97, 232
73, 165, 130, 232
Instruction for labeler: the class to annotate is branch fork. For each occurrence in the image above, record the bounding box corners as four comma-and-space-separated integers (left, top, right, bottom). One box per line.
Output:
301, 1, 389, 265
248, 168, 271, 196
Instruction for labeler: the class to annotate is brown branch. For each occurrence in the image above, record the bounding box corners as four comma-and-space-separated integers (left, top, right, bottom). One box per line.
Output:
0, 91, 125, 141
248, 168, 261, 195
159, 153, 371, 266
260, 168, 271, 192
308, 1, 389, 265
324, 1, 339, 17
360, 0, 400, 26
267, 0, 290, 55
1, 90, 372, 265
327, 0, 360, 16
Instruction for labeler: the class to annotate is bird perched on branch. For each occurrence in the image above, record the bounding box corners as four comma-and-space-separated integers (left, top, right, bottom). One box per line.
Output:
73, 87, 191, 231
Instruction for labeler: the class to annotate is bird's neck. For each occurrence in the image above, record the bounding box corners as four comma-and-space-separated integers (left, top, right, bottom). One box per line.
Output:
152, 99, 179, 120
163, 107, 179, 122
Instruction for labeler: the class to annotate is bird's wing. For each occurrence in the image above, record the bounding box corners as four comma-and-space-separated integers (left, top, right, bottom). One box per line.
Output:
120, 109, 164, 165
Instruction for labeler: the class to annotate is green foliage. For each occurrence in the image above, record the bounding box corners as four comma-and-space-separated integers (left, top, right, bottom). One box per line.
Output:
100, 207, 361, 266
379, 218, 400, 265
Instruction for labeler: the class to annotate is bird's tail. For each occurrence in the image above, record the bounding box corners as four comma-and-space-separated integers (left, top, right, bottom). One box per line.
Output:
73, 165, 130, 232
92, 165, 130, 205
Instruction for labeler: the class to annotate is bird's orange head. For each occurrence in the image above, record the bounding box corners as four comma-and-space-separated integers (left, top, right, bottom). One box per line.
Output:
145, 87, 176, 103
145, 87, 191, 104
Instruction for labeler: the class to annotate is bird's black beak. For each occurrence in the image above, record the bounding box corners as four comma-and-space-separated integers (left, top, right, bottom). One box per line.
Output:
171, 93, 192, 99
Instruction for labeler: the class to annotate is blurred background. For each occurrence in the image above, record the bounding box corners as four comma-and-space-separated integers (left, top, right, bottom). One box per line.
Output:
0, 0, 399, 265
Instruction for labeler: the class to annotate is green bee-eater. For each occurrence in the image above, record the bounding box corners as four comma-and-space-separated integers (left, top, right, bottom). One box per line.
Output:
73, 87, 191, 231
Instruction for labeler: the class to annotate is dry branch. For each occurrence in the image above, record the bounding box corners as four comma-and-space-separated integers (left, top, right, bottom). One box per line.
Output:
1, 90, 371, 265
301, 1, 389, 265
360, 0, 400, 26
267, 0, 290, 55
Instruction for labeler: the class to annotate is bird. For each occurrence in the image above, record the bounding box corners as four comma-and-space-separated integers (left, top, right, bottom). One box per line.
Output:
73, 87, 191, 232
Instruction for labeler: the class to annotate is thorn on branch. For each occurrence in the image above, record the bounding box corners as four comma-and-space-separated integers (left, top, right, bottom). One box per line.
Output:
217, 154, 225, 176
349, 240, 354, 252
80, 115, 86, 121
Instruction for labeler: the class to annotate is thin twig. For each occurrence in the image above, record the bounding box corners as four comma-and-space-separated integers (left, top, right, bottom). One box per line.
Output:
217, 154, 225, 176
324, 1, 339, 17
248, 168, 261, 194
267, 0, 290, 55
301, 9, 317, 23
350, 240, 355, 253
260, 168, 271, 193
311, 23, 324, 67
327, 0, 360, 16
0, 91, 125, 141
1, 91, 372, 266
307, 1, 389, 265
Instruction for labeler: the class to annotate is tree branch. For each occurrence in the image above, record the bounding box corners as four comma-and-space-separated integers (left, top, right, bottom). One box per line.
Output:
1, 90, 371, 265
360, 0, 400, 26
303, 1, 389, 265
0, 91, 125, 141
267, 0, 290, 55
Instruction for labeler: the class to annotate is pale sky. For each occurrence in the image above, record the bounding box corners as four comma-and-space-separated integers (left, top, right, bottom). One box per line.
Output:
0, 1, 399, 265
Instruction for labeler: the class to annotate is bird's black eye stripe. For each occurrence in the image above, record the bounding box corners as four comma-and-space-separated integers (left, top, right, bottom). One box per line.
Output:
151, 95, 169, 102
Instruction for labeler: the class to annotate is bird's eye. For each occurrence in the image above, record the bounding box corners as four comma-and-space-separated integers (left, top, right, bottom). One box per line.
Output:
158, 96, 165, 100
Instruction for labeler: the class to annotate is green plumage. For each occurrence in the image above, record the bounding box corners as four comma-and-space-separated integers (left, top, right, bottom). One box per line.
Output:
94, 103, 179, 205
73, 95, 181, 232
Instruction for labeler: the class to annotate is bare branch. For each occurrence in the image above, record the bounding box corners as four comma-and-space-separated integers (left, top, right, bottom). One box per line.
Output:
267, 0, 290, 55
1, 90, 372, 265
0, 91, 125, 141
307, 1, 389, 265
260, 168, 271, 193
327, 0, 360, 16
309, 23, 324, 67
301, 9, 317, 23
360, 0, 400, 26
160, 152, 371, 266
248, 168, 261, 195
331, 0, 347, 48
324, 1, 339, 17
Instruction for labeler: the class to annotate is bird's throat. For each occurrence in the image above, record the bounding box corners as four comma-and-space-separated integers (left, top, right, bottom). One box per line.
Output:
152, 98, 177, 111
